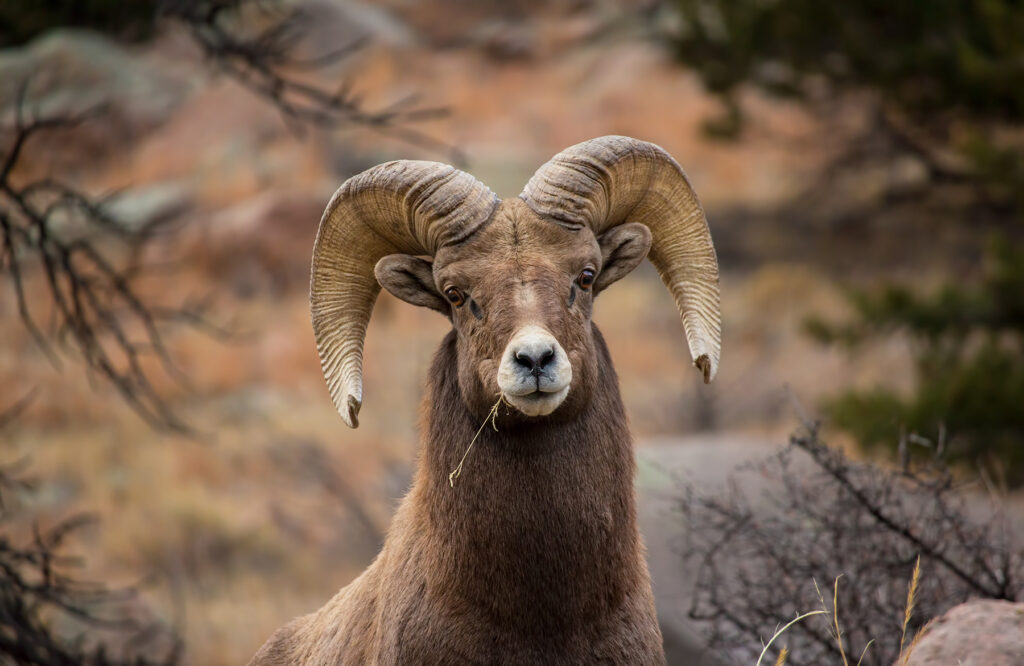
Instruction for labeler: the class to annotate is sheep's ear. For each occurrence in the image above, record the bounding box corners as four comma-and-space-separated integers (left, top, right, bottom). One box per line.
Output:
594, 223, 652, 294
374, 254, 448, 314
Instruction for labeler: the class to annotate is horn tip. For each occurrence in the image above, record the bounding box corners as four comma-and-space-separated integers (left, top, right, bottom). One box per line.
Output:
695, 354, 714, 384
341, 394, 361, 429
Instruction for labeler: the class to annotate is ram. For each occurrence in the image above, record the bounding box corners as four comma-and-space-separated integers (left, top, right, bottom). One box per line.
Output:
250, 135, 721, 665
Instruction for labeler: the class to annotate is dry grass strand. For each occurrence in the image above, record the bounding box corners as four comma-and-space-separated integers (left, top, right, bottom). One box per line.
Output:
833, 575, 849, 665
855, 639, 875, 666
448, 394, 507, 487
755, 610, 827, 666
897, 617, 933, 666
899, 555, 922, 657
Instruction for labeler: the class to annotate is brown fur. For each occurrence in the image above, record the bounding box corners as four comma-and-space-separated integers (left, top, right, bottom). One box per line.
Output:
250, 199, 665, 664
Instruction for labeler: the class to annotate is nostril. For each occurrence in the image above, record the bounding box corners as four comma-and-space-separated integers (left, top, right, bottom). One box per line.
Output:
513, 348, 556, 374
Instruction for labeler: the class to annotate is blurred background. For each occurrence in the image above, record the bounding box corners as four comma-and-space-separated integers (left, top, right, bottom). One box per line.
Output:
1, 1, 1021, 664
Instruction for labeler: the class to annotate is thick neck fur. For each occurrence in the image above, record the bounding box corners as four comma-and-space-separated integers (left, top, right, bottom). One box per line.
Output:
406, 325, 643, 637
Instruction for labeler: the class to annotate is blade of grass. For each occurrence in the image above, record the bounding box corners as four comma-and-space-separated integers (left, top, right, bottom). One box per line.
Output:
855, 638, 875, 666
834, 576, 849, 665
755, 610, 827, 666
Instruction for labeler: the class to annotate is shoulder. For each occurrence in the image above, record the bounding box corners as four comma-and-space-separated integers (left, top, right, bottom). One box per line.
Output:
247, 619, 302, 666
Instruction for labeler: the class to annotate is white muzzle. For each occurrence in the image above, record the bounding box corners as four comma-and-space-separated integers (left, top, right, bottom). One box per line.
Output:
497, 325, 572, 417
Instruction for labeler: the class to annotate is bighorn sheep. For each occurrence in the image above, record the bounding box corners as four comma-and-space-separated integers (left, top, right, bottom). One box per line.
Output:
250, 135, 721, 665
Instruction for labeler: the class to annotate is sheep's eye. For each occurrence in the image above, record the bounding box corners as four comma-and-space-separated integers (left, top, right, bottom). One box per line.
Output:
577, 268, 596, 290
444, 286, 465, 307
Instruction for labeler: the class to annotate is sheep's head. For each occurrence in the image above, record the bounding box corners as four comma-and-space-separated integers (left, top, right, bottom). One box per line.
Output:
311, 136, 721, 428
377, 198, 649, 420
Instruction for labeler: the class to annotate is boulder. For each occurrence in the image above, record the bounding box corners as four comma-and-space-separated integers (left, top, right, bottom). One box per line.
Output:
105, 180, 193, 233
295, 0, 417, 55
901, 598, 1019, 659
0, 28, 196, 170
637, 435, 786, 666
0, 28, 192, 126
900, 600, 1024, 666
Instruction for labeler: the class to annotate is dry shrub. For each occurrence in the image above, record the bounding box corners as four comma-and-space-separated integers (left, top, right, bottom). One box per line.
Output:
0, 457, 181, 665
680, 420, 1022, 665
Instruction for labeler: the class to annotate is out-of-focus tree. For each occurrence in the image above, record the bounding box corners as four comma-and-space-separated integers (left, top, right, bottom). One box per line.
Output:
1, 0, 454, 431
0, 83, 226, 432
2, 0, 456, 157
667, 0, 1024, 210
667, 0, 1024, 483
161, 0, 456, 158
0, 0, 158, 47
805, 236, 1024, 486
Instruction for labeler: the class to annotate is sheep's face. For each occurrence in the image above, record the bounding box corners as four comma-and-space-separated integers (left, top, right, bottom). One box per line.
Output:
375, 199, 651, 422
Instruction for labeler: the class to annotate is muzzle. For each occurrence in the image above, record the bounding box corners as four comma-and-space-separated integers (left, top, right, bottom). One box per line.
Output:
497, 325, 572, 417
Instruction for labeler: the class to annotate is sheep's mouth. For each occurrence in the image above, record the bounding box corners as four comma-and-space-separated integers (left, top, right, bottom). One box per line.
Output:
503, 385, 570, 417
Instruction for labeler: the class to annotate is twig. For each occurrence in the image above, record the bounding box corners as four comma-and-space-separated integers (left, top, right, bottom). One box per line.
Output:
160, 0, 464, 165
1, 82, 226, 433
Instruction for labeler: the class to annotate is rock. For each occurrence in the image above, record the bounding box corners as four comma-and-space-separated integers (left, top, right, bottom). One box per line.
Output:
42, 180, 193, 244
637, 435, 787, 666
0, 28, 196, 170
293, 0, 417, 59
469, 19, 538, 60
900, 600, 1024, 666
105, 181, 193, 233
0, 28, 192, 128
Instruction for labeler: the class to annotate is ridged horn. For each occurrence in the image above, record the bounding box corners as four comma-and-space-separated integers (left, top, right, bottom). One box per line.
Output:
520, 136, 721, 382
311, 161, 499, 427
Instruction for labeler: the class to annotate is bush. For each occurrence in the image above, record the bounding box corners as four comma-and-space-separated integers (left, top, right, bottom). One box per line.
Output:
668, 0, 1024, 210
806, 236, 1024, 486
0, 457, 180, 664
669, 0, 1024, 121
681, 422, 1022, 665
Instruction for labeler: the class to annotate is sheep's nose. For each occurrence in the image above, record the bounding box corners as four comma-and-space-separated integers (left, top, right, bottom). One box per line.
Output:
514, 347, 555, 376
497, 325, 572, 416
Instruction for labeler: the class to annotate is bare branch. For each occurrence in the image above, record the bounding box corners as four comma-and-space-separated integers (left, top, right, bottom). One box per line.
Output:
160, 0, 465, 164
680, 427, 1022, 665
0, 460, 182, 665
1, 86, 228, 433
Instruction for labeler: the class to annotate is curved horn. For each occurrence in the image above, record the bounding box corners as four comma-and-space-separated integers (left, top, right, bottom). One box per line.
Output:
520, 136, 721, 382
311, 161, 499, 427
